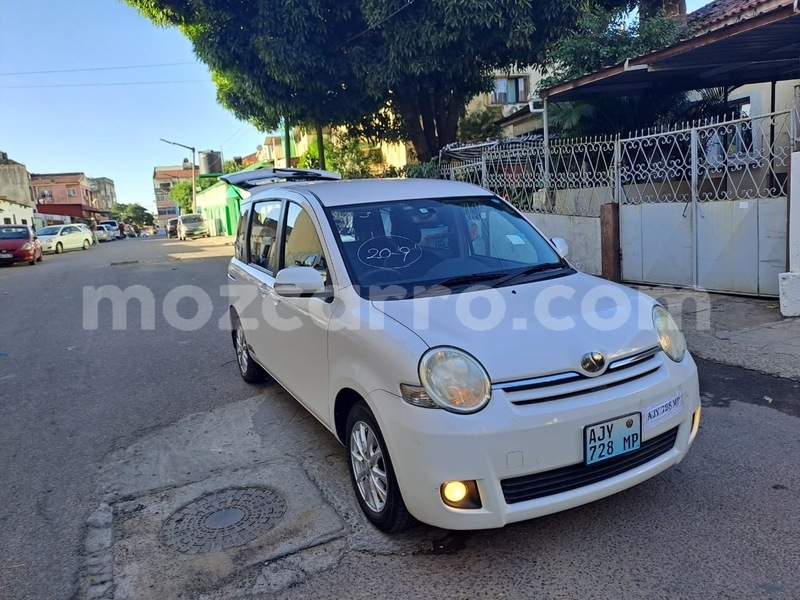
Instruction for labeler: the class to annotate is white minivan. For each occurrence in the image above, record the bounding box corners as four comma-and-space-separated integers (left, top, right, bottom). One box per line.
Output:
223, 168, 701, 532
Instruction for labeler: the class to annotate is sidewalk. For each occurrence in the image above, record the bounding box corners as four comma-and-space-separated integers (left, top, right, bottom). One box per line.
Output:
637, 285, 800, 381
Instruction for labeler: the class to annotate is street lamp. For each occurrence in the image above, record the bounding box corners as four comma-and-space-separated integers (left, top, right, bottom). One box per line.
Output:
160, 138, 196, 214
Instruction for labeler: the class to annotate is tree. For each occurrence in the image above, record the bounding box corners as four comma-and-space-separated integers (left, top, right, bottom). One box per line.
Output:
299, 134, 386, 179
167, 180, 194, 215
126, 0, 627, 162
112, 203, 156, 228
540, 5, 687, 137
458, 107, 504, 143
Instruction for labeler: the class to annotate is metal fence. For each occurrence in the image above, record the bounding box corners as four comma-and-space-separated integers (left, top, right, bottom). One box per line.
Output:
439, 108, 799, 217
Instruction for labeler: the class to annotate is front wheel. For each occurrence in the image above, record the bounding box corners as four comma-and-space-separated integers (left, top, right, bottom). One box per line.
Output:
55, 242, 63, 254
346, 402, 415, 532
232, 315, 267, 383
82, 239, 90, 250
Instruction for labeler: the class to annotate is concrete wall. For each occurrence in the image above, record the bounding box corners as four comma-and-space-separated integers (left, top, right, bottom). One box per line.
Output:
523, 212, 602, 275
0, 163, 33, 207
0, 198, 34, 226
780, 151, 800, 316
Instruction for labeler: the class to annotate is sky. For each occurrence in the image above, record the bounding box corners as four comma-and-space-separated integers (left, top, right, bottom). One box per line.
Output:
1, 0, 712, 213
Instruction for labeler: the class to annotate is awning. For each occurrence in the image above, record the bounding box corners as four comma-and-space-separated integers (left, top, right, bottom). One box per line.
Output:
541, 2, 800, 101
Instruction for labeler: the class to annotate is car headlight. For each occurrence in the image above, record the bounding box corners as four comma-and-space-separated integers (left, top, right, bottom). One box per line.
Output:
21, 243, 32, 251
417, 347, 491, 414
652, 305, 686, 362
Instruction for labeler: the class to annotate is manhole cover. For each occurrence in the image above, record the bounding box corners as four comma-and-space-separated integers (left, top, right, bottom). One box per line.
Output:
160, 487, 286, 554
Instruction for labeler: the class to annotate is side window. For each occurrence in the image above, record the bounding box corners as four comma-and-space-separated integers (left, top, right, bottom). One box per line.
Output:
234, 204, 250, 262
283, 202, 329, 285
249, 200, 281, 272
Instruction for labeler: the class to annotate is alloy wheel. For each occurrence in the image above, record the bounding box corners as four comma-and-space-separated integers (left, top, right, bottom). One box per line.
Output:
235, 323, 249, 375
349, 420, 388, 513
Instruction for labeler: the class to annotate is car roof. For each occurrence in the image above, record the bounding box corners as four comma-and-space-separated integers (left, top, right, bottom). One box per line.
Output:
247, 178, 492, 208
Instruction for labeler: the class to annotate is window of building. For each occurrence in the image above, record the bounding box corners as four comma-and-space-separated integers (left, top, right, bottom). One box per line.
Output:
160, 183, 172, 190
704, 96, 761, 167
3, 218, 10, 225
491, 76, 528, 105
67, 188, 77, 197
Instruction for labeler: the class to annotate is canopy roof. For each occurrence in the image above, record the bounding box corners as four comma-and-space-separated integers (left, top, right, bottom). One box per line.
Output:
541, 1, 800, 101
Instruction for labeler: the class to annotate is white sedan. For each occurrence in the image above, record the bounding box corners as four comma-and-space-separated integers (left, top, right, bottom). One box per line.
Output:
96, 224, 114, 242
36, 224, 93, 253
223, 168, 701, 532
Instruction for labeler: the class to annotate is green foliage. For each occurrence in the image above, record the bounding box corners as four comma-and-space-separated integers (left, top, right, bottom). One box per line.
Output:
402, 160, 440, 179
300, 134, 386, 179
540, 5, 688, 136
167, 180, 194, 214
458, 107, 504, 143
112, 203, 155, 228
222, 159, 243, 174
125, 0, 628, 162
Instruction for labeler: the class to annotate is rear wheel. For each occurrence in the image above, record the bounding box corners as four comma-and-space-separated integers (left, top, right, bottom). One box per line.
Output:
82, 239, 90, 250
346, 402, 415, 532
232, 315, 267, 383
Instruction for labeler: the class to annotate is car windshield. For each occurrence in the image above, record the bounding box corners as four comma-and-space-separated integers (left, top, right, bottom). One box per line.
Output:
100, 221, 115, 226
325, 195, 572, 300
0, 227, 29, 239
37, 226, 61, 236
182, 215, 204, 224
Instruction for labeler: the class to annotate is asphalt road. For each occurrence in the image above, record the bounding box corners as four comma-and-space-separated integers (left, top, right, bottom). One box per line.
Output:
0, 236, 798, 600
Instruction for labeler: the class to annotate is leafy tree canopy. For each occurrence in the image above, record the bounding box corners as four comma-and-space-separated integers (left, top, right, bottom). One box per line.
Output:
299, 134, 387, 179
167, 180, 194, 215
458, 106, 504, 143
126, 0, 627, 161
540, 5, 687, 136
112, 203, 156, 228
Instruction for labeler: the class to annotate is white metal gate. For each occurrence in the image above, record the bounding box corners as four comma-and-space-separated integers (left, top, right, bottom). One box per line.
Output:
619, 110, 796, 296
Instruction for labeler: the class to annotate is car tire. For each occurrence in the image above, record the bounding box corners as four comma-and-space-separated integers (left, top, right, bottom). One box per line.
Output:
29, 256, 36, 266
346, 401, 415, 533
82, 239, 90, 250
55, 242, 63, 254
232, 315, 268, 383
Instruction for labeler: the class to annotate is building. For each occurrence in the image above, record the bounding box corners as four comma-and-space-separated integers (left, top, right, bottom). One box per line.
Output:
29, 171, 109, 222
90, 177, 117, 211
153, 159, 197, 227
0, 151, 35, 226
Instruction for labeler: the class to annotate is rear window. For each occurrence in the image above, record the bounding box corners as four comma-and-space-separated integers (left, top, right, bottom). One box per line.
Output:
0, 227, 29, 239
181, 215, 204, 224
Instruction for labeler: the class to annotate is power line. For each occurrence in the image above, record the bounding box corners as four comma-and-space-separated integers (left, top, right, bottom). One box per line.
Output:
0, 80, 207, 89
340, 0, 419, 48
0, 62, 201, 77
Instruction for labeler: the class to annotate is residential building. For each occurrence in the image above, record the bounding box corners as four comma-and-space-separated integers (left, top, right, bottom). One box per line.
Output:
464, 68, 545, 138
90, 177, 117, 210
0, 151, 35, 226
153, 159, 196, 227
29, 171, 108, 222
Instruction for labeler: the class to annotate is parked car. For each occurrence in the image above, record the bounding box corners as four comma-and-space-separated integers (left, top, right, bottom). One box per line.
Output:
99, 219, 122, 239
96, 224, 114, 242
177, 214, 209, 240
223, 168, 701, 533
0, 225, 43, 266
166, 218, 178, 238
36, 224, 93, 253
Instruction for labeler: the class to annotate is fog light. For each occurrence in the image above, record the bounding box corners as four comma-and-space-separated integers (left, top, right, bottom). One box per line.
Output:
440, 480, 482, 509
443, 481, 468, 503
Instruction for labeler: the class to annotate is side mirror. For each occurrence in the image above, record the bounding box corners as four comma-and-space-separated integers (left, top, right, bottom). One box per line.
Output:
551, 237, 569, 258
274, 266, 326, 297
61, 231, 69, 236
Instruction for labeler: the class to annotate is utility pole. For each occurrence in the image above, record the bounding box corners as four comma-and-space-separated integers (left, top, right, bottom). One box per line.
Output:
160, 138, 197, 214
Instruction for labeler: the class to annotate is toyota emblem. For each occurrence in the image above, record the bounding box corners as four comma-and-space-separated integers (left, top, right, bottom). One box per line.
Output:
580, 351, 606, 375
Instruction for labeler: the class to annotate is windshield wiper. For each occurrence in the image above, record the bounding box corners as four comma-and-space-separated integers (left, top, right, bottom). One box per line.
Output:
491, 261, 567, 288
434, 272, 507, 288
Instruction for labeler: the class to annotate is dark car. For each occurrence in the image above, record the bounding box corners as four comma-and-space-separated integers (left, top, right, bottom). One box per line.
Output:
0, 225, 43, 266
166, 218, 178, 238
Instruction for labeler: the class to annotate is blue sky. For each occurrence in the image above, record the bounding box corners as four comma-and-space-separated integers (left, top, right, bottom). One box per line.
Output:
1, 0, 711, 212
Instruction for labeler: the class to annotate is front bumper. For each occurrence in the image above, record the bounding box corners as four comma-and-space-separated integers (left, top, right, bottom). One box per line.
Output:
368, 352, 701, 530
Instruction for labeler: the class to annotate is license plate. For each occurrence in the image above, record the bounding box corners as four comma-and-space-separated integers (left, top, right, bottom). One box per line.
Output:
584, 413, 641, 465
0, 253, 12, 258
